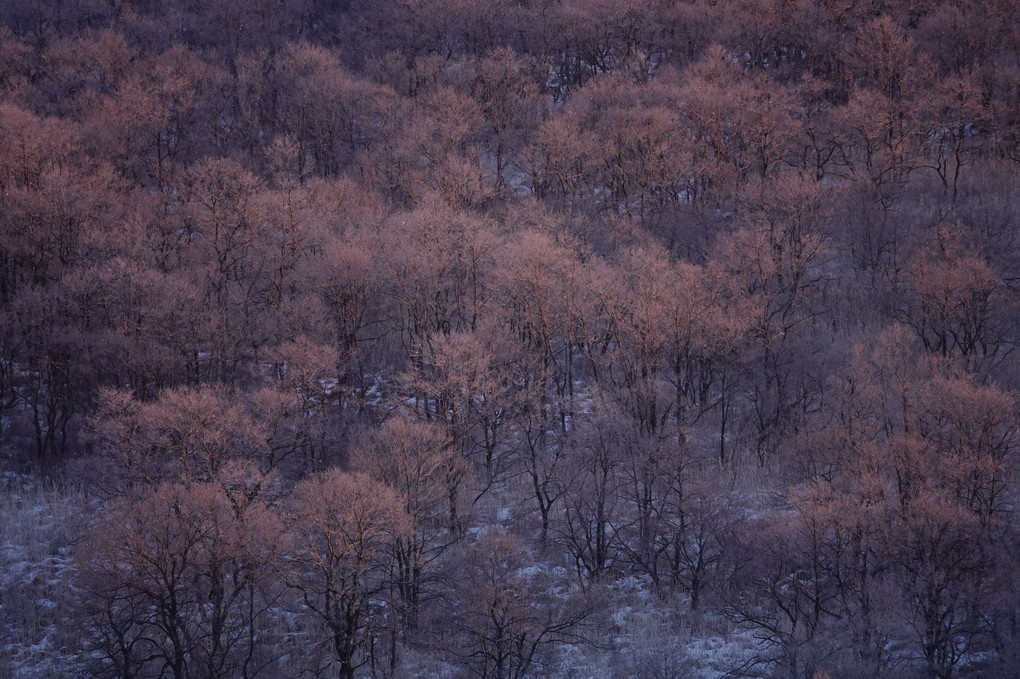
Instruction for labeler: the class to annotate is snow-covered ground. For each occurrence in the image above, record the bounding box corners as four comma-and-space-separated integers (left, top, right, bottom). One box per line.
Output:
0, 474, 84, 679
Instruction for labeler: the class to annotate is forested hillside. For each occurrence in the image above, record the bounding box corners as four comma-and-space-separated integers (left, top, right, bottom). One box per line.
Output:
1, 1, 1019, 677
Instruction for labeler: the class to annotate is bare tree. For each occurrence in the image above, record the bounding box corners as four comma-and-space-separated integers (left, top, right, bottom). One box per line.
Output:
435, 531, 598, 679
284, 469, 409, 679
87, 385, 269, 487
351, 418, 460, 632
77, 479, 284, 679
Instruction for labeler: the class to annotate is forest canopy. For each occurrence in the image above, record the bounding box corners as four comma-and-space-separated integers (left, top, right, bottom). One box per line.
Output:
1, 1, 1019, 678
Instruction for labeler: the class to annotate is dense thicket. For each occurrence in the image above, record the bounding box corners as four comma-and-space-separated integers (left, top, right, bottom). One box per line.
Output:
1, 1, 1019, 678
